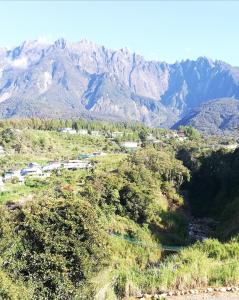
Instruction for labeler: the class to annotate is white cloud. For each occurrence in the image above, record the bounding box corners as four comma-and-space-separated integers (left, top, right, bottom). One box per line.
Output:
9, 56, 28, 69
36, 35, 52, 45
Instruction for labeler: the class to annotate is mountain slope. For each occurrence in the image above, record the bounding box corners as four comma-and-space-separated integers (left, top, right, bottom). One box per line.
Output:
173, 98, 239, 134
0, 38, 239, 130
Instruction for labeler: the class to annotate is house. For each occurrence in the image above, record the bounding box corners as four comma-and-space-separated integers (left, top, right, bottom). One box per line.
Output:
28, 162, 41, 168
111, 131, 123, 138
42, 162, 62, 172
3, 170, 24, 182
60, 128, 77, 134
21, 164, 42, 177
78, 153, 94, 160
92, 151, 106, 157
176, 131, 188, 142
63, 160, 92, 170
146, 134, 155, 141
78, 129, 88, 135
146, 134, 160, 144
164, 131, 179, 139
91, 130, 101, 136
120, 142, 138, 149
152, 139, 161, 144
178, 131, 186, 138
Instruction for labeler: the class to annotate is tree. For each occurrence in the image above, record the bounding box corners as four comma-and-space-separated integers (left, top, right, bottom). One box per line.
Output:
0, 196, 109, 299
119, 183, 153, 223
179, 125, 201, 140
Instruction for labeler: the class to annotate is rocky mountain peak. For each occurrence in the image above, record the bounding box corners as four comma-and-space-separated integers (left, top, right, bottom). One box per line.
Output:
0, 38, 239, 133
54, 38, 67, 49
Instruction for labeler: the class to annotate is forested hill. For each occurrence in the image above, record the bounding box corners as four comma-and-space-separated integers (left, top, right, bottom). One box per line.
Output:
0, 39, 239, 133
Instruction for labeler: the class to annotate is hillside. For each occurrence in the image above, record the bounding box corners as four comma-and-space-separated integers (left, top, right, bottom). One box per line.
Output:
173, 98, 239, 134
1, 39, 239, 131
0, 119, 239, 299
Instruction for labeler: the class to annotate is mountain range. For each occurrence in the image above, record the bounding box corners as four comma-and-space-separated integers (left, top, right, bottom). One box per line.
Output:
1, 38, 239, 133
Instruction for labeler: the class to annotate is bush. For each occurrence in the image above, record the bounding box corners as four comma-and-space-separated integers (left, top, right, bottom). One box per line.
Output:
0, 196, 110, 299
10, 176, 19, 184
0, 268, 32, 300
119, 183, 153, 223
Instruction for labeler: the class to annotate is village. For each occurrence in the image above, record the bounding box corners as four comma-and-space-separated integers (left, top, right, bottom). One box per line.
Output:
1, 125, 239, 192
0, 151, 106, 189
0, 127, 189, 191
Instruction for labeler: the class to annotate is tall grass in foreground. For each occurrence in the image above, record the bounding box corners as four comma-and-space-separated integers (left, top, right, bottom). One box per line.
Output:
112, 239, 239, 297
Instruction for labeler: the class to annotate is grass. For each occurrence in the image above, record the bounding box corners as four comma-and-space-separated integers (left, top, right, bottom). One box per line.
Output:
110, 239, 239, 298
0, 183, 36, 204
92, 153, 127, 173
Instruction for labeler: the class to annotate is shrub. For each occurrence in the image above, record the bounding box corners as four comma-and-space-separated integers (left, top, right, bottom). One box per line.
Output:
0, 196, 110, 299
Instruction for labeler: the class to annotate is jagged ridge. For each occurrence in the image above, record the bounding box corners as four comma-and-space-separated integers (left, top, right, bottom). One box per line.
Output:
0, 38, 239, 131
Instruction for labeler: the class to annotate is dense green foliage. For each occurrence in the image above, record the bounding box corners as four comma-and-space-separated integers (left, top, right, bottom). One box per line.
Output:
188, 148, 239, 239
0, 118, 166, 142
178, 125, 201, 140
0, 119, 239, 299
83, 148, 189, 223
0, 196, 109, 299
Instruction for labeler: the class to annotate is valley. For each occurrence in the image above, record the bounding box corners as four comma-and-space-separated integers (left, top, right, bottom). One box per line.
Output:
0, 119, 239, 299
1, 1, 239, 299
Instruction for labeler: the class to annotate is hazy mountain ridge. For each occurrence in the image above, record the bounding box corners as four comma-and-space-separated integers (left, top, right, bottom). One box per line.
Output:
1, 38, 239, 132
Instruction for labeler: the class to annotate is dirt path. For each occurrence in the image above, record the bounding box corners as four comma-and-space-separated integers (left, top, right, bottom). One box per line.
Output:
168, 291, 239, 300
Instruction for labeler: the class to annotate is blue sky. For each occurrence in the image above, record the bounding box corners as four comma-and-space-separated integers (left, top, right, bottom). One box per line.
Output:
0, 1, 238, 65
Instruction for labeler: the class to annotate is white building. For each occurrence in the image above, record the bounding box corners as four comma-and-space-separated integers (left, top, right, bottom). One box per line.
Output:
28, 162, 41, 168
111, 131, 123, 138
21, 165, 42, 177
120, 142, 138, 149
91, 130, 101, 136
164, 131, 179, 139
63, 160, 92, 170
78, 129, 88, 135
60, 128, 77, 134
3, 170, 24, 182
146, 134, 160, 144
42, 162, 62, 172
